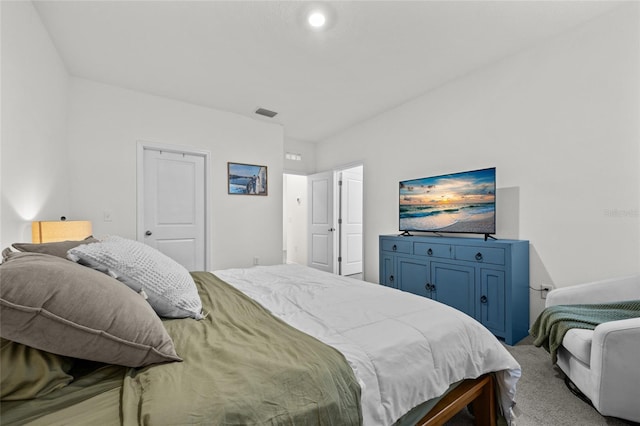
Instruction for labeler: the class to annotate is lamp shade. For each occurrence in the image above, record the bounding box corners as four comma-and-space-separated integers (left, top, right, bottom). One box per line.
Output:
32, 220, 92, 243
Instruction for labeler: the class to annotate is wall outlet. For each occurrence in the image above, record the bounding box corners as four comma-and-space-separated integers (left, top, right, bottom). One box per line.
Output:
540, 285, 553, 299
103, 210, 113, 222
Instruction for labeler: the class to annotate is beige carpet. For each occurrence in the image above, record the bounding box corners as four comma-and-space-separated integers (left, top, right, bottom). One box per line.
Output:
445, 337, 636, 426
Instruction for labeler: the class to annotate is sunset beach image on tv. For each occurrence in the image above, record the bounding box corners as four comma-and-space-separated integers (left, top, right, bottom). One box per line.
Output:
399, 168, 496, 234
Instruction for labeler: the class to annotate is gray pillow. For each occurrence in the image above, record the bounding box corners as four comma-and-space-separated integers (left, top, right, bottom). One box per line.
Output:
2, 247, 12, 262
0, 252, 181, 367
68, 236, 203, 320
12, 236, 99, 259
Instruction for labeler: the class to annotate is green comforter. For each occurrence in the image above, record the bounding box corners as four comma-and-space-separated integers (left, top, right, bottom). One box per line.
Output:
530, 300, 640, 364
121, 271, 362, 425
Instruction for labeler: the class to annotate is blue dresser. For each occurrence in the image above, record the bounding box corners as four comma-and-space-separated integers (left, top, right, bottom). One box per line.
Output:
379, 235, 529, 345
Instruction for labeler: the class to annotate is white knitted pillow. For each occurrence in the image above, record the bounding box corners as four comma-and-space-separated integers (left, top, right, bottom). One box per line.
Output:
68, 236, 203, 320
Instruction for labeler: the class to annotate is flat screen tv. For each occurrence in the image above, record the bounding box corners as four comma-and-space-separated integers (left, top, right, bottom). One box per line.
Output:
399, 167, 496, 237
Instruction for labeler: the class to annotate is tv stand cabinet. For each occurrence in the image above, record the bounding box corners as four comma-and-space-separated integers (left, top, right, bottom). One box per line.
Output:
379, 235, 529, 345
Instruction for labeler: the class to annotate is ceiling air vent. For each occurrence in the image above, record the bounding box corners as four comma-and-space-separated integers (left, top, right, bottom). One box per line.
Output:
255, 107, 278, 118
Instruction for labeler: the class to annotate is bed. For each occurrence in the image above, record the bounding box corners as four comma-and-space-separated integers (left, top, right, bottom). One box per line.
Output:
1, 237, 521, 425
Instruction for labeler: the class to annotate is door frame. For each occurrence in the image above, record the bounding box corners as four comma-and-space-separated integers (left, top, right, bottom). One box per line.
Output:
306, 161, 364, 276
337, 164, 363, 276
334, 162, 364, 276
136, 140, 212, 270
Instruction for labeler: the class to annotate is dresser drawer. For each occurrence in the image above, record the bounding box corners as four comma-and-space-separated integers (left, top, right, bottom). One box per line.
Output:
414, 242, 451, 259
455, 246, 505, 265
381, 239, 412, 254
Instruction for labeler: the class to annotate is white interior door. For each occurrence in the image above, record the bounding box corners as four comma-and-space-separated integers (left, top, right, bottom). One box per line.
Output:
339, 166, 363, 276
140, 146, 207, 271
308, 171, 335, 273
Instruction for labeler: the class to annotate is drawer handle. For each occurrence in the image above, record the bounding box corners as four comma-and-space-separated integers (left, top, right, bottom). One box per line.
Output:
389, 275, 394, 283
475, 252, 483, 261
392, 244, 397, 251
480, 295, 488, 304
427, 248, 433, 256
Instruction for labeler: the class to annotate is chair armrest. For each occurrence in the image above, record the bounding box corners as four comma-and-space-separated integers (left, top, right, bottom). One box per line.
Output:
545, 275, 640, 307
589, 318, 640, 420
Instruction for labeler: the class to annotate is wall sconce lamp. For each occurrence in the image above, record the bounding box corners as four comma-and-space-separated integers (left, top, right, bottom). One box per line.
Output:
32, 217, 92, 243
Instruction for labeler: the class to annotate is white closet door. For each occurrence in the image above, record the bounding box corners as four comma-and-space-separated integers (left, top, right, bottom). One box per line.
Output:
142, 148, 206, 271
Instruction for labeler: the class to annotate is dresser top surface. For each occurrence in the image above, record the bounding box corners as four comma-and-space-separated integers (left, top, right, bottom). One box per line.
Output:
380, 234, 529, 245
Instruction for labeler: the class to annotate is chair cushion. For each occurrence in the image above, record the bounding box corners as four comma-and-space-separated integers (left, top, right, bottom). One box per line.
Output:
562, 328, 593, 365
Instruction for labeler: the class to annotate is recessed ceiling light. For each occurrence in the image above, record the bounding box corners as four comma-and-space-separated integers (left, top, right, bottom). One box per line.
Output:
308, 11, 326, 28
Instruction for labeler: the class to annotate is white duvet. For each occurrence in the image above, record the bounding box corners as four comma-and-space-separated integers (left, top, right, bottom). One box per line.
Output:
214, 264, 520, 426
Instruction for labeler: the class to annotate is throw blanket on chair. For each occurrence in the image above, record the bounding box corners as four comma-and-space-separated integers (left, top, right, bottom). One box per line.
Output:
530, 300, 640, 364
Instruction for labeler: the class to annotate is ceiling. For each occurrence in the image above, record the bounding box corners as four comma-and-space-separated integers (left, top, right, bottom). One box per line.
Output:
33, 1, 623, 143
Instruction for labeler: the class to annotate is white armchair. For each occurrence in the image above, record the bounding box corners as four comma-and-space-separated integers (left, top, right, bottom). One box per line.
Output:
545, 275, 640, 423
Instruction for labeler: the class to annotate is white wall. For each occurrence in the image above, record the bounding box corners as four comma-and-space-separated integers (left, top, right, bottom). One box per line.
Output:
283, 137, 317, 175
283, 174, 308, 265
316, 4, 640, 322
66, 78, 284, 270
1, 1, 285, 271
1, 0, 71, 247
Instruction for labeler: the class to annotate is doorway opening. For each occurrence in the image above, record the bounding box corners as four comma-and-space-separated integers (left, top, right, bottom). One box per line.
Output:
283, 173, 308, 266
283, 164, 363, 278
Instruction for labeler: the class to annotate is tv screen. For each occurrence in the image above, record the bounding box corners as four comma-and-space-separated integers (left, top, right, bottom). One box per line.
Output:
399, 167, 496, 235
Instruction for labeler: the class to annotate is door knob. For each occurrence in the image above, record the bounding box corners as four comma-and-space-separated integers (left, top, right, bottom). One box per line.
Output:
328, 228, 335, 232
145, 230, 153, 236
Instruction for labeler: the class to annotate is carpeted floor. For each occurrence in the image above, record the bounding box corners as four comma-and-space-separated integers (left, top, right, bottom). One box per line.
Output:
445, 336, 636, 426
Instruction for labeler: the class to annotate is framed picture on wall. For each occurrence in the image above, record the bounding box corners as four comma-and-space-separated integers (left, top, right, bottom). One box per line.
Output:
227, 162, 268, 195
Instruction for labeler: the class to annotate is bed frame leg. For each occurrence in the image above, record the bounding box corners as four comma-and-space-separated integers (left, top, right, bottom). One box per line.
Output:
416, 374, 496, 426
470, 374, 495, 426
